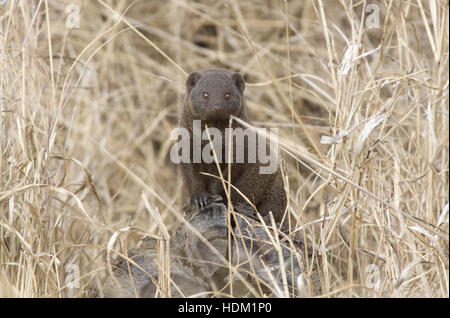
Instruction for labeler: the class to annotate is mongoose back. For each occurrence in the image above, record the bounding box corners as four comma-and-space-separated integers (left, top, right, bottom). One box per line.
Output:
178, 68, 287, 222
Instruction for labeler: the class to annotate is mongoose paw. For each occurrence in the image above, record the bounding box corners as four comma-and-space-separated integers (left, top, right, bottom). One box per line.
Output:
234, 202, 258, 219
189, 192, 214, 210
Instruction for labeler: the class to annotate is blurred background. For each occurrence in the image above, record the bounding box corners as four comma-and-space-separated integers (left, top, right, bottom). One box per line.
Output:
0, 0, 448, 297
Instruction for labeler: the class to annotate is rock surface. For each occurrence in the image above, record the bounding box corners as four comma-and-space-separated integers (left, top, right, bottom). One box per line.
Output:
93, 200, 321, 298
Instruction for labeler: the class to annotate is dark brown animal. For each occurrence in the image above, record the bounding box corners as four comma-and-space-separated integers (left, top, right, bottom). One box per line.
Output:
178, 68, 287, 222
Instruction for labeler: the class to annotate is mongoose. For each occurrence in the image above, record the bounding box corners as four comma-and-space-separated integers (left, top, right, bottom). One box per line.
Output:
178, 68, 287, 223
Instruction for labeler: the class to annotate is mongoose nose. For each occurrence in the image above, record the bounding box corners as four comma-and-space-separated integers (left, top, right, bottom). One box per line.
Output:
214, 106, 222, 112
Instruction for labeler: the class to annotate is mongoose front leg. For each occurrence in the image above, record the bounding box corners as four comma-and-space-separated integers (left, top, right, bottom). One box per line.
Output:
182, 163, 214, 210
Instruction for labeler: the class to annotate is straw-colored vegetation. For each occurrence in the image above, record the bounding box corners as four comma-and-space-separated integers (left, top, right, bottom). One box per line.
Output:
0, 0, 448, 297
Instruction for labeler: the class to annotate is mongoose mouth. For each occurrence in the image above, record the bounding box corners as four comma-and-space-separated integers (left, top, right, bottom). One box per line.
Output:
205, 111, 232, 121
190, 103, 230, 120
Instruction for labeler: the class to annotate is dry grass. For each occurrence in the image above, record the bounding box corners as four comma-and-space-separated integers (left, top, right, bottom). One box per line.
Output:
0, 0, 448, 298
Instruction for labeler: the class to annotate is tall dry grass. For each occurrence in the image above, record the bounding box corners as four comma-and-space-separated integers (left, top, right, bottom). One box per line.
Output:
0, 0, 448, 297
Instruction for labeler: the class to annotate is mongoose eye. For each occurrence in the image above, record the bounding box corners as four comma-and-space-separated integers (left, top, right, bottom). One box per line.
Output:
224, 93, 231, 100
203, 92, 209, 99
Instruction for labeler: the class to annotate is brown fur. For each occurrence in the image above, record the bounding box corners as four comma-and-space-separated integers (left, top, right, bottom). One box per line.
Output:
178, 68, 287, 222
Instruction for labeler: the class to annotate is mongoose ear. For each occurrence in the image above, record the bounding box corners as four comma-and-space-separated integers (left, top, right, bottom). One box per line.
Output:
232, 73, 245, 93
186, 72, 200, 92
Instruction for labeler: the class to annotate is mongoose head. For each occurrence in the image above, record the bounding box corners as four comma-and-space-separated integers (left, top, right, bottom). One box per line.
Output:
186, 68, 245, 121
